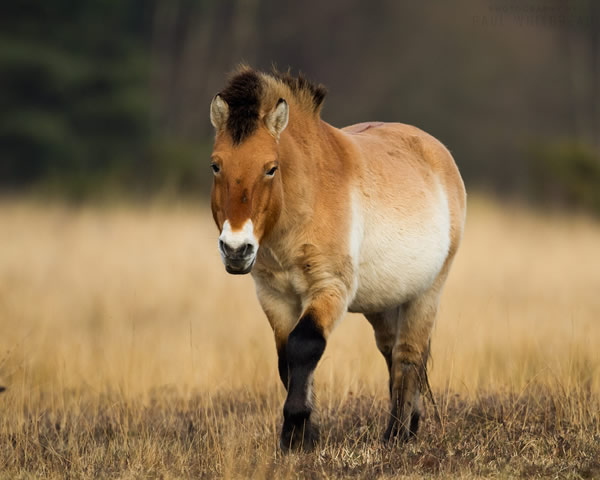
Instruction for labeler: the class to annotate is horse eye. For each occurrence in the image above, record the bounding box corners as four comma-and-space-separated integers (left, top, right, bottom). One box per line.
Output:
210, 163, 220, 174
266, 166, 278, 177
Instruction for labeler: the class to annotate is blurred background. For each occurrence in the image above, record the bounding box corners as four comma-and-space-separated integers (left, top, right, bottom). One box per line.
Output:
1, 0, 599, 210
1, 4, 600, 476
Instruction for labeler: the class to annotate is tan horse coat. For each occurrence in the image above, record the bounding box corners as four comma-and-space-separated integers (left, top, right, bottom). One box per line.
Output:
210, 67, 466, 450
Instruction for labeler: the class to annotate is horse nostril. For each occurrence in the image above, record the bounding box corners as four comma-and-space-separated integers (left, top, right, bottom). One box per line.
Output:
219, 239, 231, 256
243, 243, 254, 257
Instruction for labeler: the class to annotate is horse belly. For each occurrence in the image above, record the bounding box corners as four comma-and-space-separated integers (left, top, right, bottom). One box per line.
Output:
348, 194, 451, 314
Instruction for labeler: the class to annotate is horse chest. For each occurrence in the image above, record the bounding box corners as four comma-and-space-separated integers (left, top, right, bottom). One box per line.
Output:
267, 268, 307, 297
253, 249, 310, 300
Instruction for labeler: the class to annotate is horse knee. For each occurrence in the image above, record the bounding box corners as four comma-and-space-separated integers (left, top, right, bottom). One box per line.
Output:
286, 313, 326, 376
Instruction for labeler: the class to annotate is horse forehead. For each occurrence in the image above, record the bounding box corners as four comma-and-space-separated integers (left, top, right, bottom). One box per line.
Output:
226, 164, 260, 190
237, 137, 275, 162
215, 125, 275, 156
214, 148, 269, 176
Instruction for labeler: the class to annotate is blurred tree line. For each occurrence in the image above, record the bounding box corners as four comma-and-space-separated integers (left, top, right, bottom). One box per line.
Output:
1, 0, 599, 211
0, 0, 209, 199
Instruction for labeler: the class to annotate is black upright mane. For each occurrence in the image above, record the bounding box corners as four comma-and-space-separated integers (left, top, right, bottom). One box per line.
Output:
219, 69, 263, 145
218, 67, 327, 145
269, 69, 327, 113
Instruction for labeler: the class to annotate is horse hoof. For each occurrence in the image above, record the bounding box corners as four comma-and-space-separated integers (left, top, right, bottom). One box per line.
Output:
280, 421, 318, 452
383, 412, 419, 444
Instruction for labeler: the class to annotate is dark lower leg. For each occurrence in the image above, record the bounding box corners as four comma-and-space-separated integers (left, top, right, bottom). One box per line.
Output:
280, 312, 326, 451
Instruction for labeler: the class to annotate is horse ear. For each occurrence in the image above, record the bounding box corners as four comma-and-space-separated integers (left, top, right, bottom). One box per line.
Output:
210, 94, 229, 130
265, 98, 289, 140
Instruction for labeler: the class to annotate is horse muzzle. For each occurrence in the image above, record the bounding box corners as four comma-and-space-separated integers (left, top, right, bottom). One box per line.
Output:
218, 219, 259, 275
219, 239, 256, 275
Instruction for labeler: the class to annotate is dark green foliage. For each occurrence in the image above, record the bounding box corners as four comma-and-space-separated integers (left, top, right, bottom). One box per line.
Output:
0, 0, 173, 198
1, 0, 599, 205
139, 139, 214, 197
529, 141, 600, 215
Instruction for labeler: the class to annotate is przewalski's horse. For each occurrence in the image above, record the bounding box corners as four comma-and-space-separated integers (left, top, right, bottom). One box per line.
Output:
209, 67, 466, 451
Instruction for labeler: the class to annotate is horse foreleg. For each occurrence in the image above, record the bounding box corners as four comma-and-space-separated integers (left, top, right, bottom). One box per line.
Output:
256, 287, 300, 391
280, 290, 344, 451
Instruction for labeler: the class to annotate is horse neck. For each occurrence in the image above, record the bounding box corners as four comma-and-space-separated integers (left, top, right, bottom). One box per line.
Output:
273, 117, 346, 238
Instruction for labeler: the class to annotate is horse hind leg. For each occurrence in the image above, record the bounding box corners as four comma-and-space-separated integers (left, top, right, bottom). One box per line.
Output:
385, 288, 440, 443
366, 306, 425, 441
385, 340, 430, 442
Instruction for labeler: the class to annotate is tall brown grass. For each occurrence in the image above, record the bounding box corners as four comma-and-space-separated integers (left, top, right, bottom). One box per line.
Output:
0, 197, 599, 478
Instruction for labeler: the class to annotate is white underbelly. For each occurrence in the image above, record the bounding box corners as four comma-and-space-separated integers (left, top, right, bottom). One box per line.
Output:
348, 189, 451, 313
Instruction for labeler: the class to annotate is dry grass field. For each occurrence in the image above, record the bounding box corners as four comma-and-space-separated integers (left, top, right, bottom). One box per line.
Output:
0, 197, 599, 479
